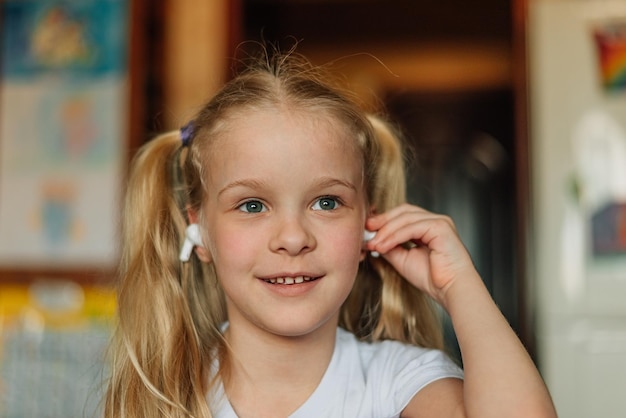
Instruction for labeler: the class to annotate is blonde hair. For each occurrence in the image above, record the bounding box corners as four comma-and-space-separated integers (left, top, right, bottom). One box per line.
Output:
340, 115, 443, 349
104, 50, 442, 418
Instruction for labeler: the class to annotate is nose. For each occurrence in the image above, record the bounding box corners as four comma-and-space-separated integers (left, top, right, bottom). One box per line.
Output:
269, 213, 316, 256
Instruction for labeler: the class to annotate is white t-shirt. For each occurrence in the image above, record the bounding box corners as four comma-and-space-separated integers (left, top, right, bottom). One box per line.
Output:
208, 327, 464, 418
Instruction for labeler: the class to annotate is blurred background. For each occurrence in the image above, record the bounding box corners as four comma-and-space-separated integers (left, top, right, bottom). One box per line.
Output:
1, 0, 626, 417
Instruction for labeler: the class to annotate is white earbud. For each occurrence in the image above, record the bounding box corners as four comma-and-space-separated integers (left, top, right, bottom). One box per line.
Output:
179, 223, 204, 262
363, 230, 376, 242
363, 229, 379, 258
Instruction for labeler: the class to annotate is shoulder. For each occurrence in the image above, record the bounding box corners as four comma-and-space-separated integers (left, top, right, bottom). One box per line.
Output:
337, 327, 462, 381
335, 328, 463, 417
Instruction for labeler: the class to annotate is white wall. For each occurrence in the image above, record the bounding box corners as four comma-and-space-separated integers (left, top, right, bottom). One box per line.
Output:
528, 1, 626, 416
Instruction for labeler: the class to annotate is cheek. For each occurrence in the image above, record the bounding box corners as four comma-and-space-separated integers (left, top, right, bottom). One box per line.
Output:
325, 225, 364, 264
210, 226, 260, 266
327, 231, 363, 297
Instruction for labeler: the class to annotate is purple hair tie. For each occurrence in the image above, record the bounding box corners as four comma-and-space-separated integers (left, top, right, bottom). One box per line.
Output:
180, 121, 195, 147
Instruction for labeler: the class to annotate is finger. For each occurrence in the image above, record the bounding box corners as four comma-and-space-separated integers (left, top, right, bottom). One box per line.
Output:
368, 206, 453, 244
366, 205, 437, 245
367, 203, 429, 229
368, 214, 458, 256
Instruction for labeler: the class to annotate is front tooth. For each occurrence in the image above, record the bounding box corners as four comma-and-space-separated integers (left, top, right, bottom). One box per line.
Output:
276, 278, 285, 284
295, 276, 304, 284
284, 277, 295, 285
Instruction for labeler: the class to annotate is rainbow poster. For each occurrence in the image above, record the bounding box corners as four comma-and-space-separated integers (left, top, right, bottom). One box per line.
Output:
594, 21, 626, 92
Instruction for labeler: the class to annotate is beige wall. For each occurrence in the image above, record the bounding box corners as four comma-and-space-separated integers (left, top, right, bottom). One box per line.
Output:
528, 1, 626, 416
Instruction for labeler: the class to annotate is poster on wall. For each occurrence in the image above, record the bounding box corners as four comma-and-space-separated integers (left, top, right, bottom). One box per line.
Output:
593, 19, 626, 93
0, 0, 128, 268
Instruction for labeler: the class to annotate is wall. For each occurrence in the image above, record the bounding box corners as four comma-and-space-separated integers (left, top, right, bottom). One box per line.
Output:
528, 0, 626, 416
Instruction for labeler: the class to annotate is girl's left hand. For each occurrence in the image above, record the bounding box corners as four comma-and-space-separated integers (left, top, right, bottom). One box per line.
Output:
365, 204, 478, 308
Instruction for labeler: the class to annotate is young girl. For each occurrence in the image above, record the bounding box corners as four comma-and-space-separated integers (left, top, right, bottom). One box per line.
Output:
104, 50, 557, 418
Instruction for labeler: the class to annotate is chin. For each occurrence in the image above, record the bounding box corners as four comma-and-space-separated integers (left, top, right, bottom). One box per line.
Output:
259, 314, 337, 339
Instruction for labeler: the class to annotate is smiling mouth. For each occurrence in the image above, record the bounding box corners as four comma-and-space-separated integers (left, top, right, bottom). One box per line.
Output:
262, 276, 321, 285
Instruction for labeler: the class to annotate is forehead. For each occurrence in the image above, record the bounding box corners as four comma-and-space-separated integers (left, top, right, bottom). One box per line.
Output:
212, 106, 361, 156
203, 107, 364, 187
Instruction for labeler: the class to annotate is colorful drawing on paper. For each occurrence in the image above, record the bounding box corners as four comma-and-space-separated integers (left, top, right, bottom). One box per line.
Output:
2, 0, 127, 78
591, 201, 626, 256
0, 0, 128, 266
3, 86, 119, 173
593, 21, 626, 92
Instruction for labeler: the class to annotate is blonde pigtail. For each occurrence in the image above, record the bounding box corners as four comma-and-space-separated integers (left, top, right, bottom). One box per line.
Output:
105, 132, 222, 418
341, 115, 444, 350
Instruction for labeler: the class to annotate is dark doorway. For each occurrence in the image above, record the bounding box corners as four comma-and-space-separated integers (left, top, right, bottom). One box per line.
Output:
387, 89, 517, 363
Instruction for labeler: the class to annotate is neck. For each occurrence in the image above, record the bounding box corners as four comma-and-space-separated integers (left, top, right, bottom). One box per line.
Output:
225, 317, 338, 384
221, 317, 338, 417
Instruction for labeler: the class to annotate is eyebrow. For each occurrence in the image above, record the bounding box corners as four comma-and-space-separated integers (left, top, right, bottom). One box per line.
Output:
217, 179, 268, 197
217, 176, 358, 197
313, 176, 358, 192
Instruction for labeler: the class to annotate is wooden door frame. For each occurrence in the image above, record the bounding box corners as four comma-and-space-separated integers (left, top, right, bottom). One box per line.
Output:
512, 0, 536, 360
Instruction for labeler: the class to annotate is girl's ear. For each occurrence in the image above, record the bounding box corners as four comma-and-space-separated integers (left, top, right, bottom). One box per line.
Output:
187, 207, 200, 224
194, 244, 213, 264
186, 209, 213, 264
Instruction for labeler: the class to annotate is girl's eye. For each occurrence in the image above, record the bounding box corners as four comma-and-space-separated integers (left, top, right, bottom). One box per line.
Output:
238, 200, 266, 213
312, 197, 340, 211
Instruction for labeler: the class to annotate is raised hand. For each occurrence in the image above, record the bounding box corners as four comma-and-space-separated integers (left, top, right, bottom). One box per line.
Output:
365, 203, 479, 309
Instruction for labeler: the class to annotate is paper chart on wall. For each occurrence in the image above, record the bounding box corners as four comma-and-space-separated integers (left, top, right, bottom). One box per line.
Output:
0, 0, 128, 267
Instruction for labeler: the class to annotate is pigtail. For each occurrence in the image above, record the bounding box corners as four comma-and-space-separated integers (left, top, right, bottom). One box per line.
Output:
104, 132, 224, 418
341, 115, 444, 350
